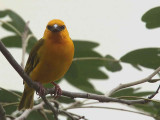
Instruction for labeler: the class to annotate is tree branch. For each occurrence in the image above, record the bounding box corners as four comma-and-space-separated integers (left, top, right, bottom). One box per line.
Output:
107, 67, 160, 96
41, 96, 58, 120
16, 101, 79, 120
59, 110, 78, 120
73, 57, 119, 62
0, 40, 160, 119
15, 102, 44, 120
47, 88, 150, 105
0, 40, 58, 119
0, 104, 6, 120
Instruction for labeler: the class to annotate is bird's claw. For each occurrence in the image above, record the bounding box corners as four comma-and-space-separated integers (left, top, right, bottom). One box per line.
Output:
36, 82, 45, 96
54, 84, 62, 99
51, 82, 62, 99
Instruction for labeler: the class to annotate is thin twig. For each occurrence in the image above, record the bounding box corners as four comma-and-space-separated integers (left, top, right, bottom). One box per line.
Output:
1, 102, 19, 107
115, 96, 160, 104
21, 21, 29, 69
46, 88, 149, 105
41, 96, 58, 120
63, 101, 82, 111
73, 57, 119, 62
44, 109, 86, 120
108, 66, 160, 96
0, 20, 21, 36
38, 109, 49, 120
67, 106, 153, 118
59, 110, 78, 120
15, 102, 44, 120
148, 79, 160, 83
68, 112, 86, 120
0, 104, 6, 120
148, 85, 160, 99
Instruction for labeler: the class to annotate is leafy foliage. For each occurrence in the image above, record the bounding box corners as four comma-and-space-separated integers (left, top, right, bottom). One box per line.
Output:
65, 41, 107, 94
142, 6, 160, 29
121, 48, 160, 69
111, 88, 153, 98
0, 88, 22, 114
26, 111, 53, 120
112, 88, 160, 118
0, 9, 37, 53
1, 8, 160, 120
0, 9, 122, 94
104, 55, 122, 72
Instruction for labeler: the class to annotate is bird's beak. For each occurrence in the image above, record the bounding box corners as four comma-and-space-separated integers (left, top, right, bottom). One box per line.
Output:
47, 24, 64, 32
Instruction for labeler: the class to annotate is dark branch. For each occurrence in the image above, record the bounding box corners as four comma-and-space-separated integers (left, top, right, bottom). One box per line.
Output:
148, 85, 160, 99
0, 104, 6, 120
0, 40, 58, 119
0, 40, 158, 119
47, 88, 148, 105
41, 96, 58, 120
0, 40, 39, 91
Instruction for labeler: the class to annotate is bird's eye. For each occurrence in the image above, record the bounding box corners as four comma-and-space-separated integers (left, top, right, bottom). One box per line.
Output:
60, 25, 65, 30
47, 25, 52, 30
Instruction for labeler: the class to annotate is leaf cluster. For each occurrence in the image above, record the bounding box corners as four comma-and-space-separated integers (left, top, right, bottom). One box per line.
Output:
0, 8, 160, 119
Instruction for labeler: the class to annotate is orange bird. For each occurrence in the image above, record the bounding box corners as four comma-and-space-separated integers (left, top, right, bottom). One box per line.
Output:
18, 19, 74, 110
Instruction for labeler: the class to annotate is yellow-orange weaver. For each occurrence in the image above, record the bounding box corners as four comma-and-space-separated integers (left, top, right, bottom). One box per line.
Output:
18, 19, 74, 110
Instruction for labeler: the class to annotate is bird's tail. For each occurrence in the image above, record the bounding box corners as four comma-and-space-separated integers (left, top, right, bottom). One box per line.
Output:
18, 84, 34, 110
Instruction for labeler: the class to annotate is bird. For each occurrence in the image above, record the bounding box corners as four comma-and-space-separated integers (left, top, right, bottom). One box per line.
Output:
18, 19, 74, 110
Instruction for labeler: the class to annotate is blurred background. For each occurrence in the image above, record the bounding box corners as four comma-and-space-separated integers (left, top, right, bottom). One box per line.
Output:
0, 0, 160, 120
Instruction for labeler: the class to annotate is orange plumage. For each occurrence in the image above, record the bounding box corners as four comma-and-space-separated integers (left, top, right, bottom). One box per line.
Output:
18, 19, 74, 110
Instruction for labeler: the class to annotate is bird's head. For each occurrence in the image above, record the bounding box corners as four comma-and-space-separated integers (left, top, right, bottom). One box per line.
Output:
43, 19, 69, 42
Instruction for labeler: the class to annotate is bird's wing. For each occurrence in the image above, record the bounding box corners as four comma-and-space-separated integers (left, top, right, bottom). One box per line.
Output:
25, 39, 44, 75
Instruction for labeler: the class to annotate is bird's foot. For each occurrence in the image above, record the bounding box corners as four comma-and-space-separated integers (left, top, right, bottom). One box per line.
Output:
51, 82, 62, 99
36, 82, 45, 96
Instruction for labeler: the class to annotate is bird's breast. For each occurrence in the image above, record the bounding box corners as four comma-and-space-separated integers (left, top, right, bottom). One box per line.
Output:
30, 40, 74, 84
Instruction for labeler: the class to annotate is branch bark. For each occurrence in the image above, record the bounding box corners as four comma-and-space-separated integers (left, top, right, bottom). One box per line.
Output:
15, 102, 44, 120
107, 67, 160, 96
0, 104, 6, 120
0, 40, 160, 119
0, 40, 58, 119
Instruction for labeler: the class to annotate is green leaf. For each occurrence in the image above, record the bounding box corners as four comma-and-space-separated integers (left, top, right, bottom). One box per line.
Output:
134, 103, 158, 116
26, 36, 37, 53
104, 55, 122, 72
111, 87, 160, 118
0, 89, 21, 103
64, 40, 122, 94
46, 96, 75, 104
0, 9, 38, 52
0, 9, 30, 34
120, 48, 160, 69
27, 111, 53, 120
73, 40, 101, 58
111, 88, 153, 98
57, 96, 75, 103
1, 35, 37, 53
142, 6, 160, 29
0, 89, 22, 114
1, 36, 22, 48
133, 101, 160, 118
64, 40, 108, 94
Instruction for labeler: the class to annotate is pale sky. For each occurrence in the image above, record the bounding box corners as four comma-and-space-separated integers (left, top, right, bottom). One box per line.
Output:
0, 0, 160, 120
